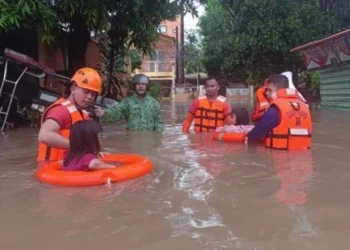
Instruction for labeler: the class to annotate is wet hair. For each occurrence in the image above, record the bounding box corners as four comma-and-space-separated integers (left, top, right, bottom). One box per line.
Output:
63, 120, 102, 166
266, 74, 289, 89
232, 107, 250, 125
205, 76, 219, 85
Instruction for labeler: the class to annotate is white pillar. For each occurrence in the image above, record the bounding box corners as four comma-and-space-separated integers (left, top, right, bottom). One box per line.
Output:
249, 85, 254, 99
171, 63, 176, 100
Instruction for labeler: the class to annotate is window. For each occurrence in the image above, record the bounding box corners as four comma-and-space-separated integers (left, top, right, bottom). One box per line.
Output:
157, 25, 167, 33
147, 50, 167, 72
146, 62, 155, 72
149, 50, 166, 61
157, 51, 166, 61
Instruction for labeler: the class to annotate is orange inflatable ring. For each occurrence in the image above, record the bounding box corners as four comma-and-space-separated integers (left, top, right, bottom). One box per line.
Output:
211, 132, 246, 143
35, 153, 153, 187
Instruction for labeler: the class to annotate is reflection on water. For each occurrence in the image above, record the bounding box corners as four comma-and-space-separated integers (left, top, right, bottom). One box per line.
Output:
1, 100, 350, 250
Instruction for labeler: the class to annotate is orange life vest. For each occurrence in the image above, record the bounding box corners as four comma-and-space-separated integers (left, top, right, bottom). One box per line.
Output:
37, 98, 90, 162
194, 95, 226, 132
251, 87, 269, 123
251, 87, 308, 123
265, 89, 312, 150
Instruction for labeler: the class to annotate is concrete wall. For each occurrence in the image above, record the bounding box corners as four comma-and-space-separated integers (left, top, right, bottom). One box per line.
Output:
158, 17, 181, 40
226, 87, 249, 100
139, 35, 175, 75
171, 86, 249, 101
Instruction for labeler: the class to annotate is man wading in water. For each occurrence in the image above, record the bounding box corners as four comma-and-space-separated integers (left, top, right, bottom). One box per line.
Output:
102, 74, 163, 131
182, 77, 233, 133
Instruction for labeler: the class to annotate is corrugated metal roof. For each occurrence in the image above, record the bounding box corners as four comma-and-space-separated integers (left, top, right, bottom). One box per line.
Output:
290, 26, 350, 52
320, 64, 350, 110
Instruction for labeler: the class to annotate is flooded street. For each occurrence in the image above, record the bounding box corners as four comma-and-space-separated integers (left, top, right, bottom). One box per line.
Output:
1, 100, 350, 250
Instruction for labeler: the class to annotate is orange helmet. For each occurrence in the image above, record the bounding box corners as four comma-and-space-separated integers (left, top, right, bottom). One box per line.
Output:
71, 67, 102, 94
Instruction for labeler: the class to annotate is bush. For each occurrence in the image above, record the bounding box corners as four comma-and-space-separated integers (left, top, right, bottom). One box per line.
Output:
149, 83, 162, 99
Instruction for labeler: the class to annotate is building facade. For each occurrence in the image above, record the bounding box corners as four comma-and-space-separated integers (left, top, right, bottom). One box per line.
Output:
291, 28, 350, 110
135, 17, 182, 83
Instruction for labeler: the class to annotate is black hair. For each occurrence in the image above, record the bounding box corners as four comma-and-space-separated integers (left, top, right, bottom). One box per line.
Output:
63, 120, 102, 166
266, 74, 289, 89
232, 108, 250, 125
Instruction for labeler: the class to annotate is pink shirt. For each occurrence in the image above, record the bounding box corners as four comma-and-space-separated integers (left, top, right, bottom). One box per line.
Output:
63, 153, 97, 171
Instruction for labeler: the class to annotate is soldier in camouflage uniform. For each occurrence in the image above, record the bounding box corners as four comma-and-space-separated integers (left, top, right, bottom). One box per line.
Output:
102, 74, 163, 131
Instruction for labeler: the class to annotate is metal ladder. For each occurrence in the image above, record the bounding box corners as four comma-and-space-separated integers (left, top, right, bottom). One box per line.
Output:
0, 59, 28, 132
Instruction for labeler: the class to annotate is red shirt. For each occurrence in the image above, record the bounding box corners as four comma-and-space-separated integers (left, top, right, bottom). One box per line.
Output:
188, 99, 232, 117
44, 105, 71, 129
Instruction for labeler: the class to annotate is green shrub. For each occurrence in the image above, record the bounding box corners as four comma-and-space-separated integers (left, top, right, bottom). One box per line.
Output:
149, 83, 162, 99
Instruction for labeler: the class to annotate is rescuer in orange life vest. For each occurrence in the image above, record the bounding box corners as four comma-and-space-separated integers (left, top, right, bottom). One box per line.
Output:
246, 74, 312, 150
37, 67, 104, 162
251, 71, 307, 124
251, 80, 269, 123
182, 77, 234, 133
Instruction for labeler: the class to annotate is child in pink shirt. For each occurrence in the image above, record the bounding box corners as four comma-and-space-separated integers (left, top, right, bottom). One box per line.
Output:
215, 108, 254, 134
63, 120, 115, 171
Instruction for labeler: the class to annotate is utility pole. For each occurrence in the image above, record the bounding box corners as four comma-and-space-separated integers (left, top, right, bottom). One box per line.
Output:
179, 13, 185, 85
175, 26, 179, 85
171, 63, 176, 100
197, 60, 200, 92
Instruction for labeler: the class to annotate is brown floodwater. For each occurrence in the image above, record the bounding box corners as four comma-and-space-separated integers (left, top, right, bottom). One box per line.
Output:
0, 100, 349, 250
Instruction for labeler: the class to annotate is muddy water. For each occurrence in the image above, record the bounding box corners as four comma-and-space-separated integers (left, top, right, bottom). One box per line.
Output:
1, 100, 350, 250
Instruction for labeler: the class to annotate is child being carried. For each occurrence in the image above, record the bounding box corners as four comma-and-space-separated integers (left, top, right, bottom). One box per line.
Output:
215, 125, 254, 134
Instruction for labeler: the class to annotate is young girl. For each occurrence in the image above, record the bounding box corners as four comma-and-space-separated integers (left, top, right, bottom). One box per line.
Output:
216, 108, 254, 133
63, 120, 115, 171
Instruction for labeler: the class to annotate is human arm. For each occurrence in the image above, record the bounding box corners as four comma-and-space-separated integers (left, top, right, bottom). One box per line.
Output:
38, 106, 71, 149
101, 99, 128, 122
247, 106, 279, 141
223, 102, 233, 125
182, 99, 198, 133
182, 113, 195, 133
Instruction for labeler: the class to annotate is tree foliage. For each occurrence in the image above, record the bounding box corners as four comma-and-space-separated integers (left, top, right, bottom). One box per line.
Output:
97, 34, 128, 99
184, 30, 205, 74
199, 0, 350, 85
127, 49, 142, 72
0, 0, 201, 97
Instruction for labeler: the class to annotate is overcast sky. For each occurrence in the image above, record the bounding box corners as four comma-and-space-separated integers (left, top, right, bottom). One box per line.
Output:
184, 5, 205, 32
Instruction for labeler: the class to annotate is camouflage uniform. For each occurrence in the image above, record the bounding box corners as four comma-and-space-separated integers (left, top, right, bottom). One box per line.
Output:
102, 95, 163, 131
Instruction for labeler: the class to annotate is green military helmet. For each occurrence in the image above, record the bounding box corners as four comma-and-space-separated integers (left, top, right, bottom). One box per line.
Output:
131, 74, 150, 85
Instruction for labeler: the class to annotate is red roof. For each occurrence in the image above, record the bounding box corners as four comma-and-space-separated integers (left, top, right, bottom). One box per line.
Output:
158, 33, 176, 42
290, 27, 350, 52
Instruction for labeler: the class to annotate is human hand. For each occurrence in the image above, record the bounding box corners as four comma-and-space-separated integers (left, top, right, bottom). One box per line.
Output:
94, 106, 105, 118
98, 152, 111, 158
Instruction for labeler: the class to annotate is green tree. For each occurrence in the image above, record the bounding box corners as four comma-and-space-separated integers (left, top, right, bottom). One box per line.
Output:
0, 0, 201, 97
127, 49, 142, 72
184, 30, 205, 74
199, 0, 350, 85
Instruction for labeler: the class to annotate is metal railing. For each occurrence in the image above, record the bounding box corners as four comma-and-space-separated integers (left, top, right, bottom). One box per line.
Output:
142, 61, 173, 73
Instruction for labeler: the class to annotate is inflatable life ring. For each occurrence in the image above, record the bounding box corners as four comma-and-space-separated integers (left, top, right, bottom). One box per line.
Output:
211, 132, 246, 142
35, 153, 153, 187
